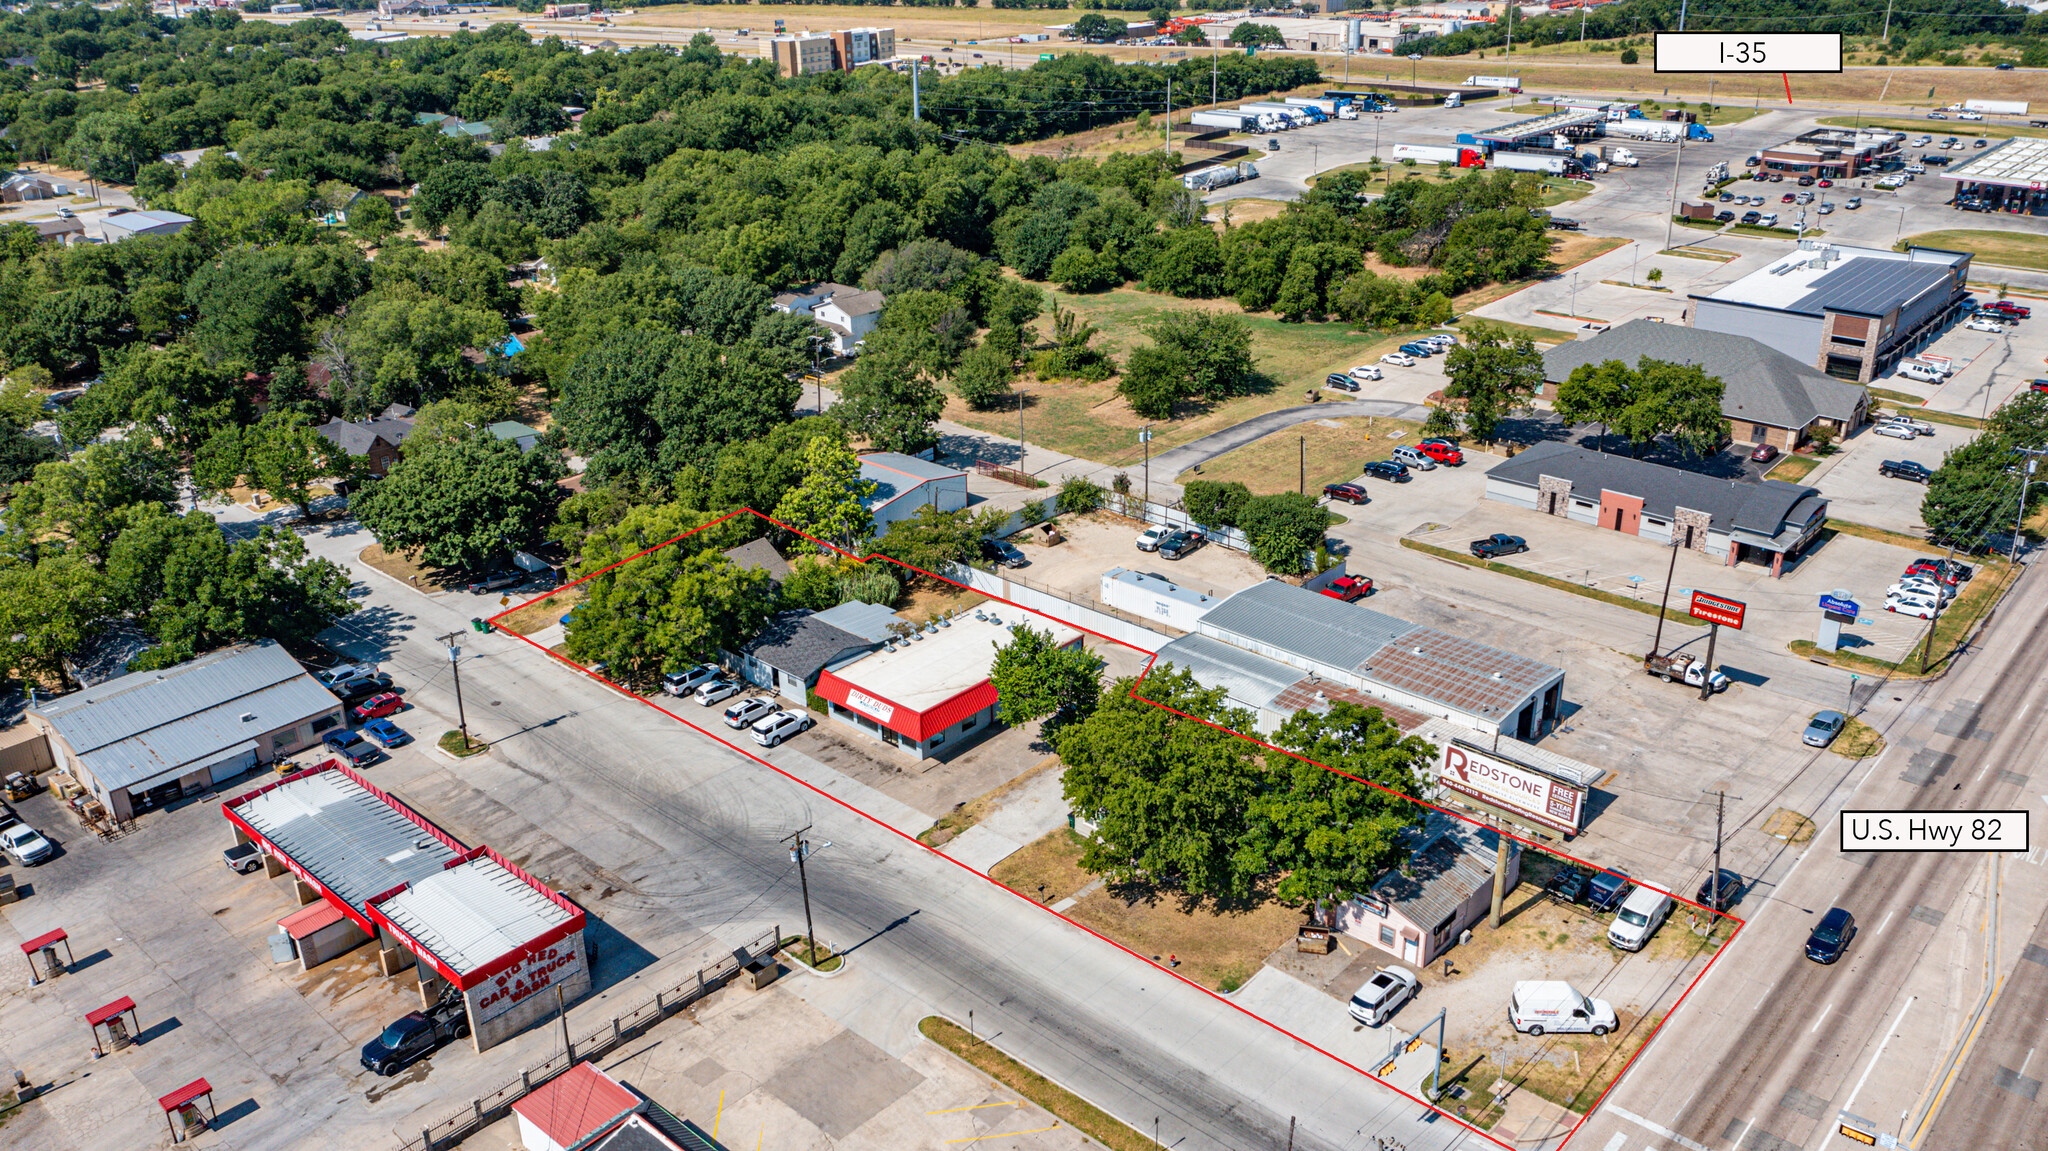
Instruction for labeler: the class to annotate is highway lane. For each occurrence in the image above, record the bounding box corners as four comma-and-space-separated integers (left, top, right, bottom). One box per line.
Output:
1578, 559, 2048, 1150
1920, 904, 2048, 1149
296, 518, 1491, 1151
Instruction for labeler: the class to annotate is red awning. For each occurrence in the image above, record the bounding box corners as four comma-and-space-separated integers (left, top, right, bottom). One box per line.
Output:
278, 901, 346, 940
158, 1078, 212, 1113
86, 996, 136, 1028
19, 927, 67, 954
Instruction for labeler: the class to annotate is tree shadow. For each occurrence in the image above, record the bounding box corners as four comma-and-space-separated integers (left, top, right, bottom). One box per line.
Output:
1103, 874, 1274, 917
318, 603, 418, 661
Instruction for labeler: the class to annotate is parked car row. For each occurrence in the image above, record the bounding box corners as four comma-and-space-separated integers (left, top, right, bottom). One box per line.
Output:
311, 662, 412, 765
1885, 555, 1973, 619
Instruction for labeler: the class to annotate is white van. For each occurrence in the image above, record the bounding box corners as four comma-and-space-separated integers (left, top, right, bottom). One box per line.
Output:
1898, 361, 1945, 383
1509, 981, 1617, 1036
1607, 885, 1673, 951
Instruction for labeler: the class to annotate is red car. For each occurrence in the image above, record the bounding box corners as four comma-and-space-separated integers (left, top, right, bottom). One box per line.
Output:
1323, 482, 1369, 505
1986, 301, 2031, 319
352, 693, 405, 721
1320, 575, 1374, 602
1416, 440, 1465, 465
1903, 563, 1960, 586
1750, 443, 1779, 463
1817, 179, 1833, 187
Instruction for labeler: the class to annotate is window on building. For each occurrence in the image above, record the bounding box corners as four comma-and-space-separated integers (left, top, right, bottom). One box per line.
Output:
961, 715, 978, 732
1379, 924, 1397, 946
930, 731, 945, 748
1832, 335, 1866, 347
1573, 499, 1595, 509
311, 714, 339, 734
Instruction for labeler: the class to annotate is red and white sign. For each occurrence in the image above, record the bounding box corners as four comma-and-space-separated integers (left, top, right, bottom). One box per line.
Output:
846, 689, 896, 723
472, 938, 585, 1024
1689, 590, 1747, 630
1437, 743, 1586, 835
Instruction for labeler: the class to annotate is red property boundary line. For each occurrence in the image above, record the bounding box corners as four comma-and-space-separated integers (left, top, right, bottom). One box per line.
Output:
485, 506, 1744, 1151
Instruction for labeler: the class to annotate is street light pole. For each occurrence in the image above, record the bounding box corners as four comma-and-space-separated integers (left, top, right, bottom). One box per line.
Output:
782, 826, 819, 966
437, 631, 472, 750
1662, 136, 1684, 251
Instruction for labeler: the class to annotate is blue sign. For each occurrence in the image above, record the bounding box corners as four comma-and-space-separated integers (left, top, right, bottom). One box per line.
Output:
1820, 594, 1860, 616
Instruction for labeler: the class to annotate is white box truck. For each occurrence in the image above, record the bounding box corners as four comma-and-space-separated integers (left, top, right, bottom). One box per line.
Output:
1286, 96, 1341, 114
1191, 110, 1255, 131
1464, 74, 1520, 91
1492, 152, 1567, 175
1510, 981, 1617, 1036
1605, 119, 1683, 143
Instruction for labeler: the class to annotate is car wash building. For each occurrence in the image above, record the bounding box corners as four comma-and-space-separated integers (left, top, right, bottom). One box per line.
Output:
224, 762, 589, 1052
814, 607, 1083, 758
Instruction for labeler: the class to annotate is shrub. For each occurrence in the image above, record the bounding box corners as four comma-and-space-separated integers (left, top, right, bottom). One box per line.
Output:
1059, 474, 1106, 514
1184, 479, 1252, 528
1620, 47, 1639, 64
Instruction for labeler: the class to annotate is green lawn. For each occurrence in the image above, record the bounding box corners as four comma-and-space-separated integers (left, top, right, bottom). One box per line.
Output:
1902, 230, 2048, 273
1817, 116, 2048, 141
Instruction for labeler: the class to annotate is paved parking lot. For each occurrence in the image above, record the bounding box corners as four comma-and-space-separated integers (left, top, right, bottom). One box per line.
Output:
1005, 512, 1267, 605
1810, 421, 1974, 537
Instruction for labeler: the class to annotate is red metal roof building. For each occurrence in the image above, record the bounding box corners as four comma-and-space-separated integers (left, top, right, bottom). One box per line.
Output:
512, 1062, 643, 1151
813, 608, 1081, 758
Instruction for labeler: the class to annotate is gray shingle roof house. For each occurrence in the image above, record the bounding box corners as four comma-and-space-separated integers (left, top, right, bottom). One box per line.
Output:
315, 404, 417, 475
721, 539, 790, 585
1484, 440, 1827, 577
28, 640, 345, 822
728, 610, 880, 703
1541, 320, 1869, 451
1333, 812, 1520, 967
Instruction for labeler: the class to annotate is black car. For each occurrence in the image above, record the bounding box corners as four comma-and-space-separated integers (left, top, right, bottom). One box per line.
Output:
1587, 869, 1633, 912
467, 569, 524, 595
1715, 210, 1734, 222
336, 673, 396, 704
981, 538, 1028, 568
1359, 460, 1411, 483
1469, 533, 1528, 559
1323, 482, 1369, 505
1158, 529, 1206, 560
1878, 459, 1933, 483
1695, 869, 1742, 912
1806, 907, 1855, 964
1544, 866, 1590, 904
1547, 217, 1582, 231
1325, 372, 1360, 392
1740, 210, 1762, 224
361, 993, 469, 1075
1717, 192, 1734, 202
1797, 175, 1815, 186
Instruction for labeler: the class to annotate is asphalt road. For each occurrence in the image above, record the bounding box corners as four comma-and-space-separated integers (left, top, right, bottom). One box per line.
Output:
1576, 558, 2048, 1150
275, 510, 1490, 1151
1921, 906, 2048, 1150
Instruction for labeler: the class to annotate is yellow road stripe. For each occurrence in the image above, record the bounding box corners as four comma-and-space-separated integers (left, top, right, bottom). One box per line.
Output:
927, 1102, 1023, 1115
945, 1124, 1062, 1143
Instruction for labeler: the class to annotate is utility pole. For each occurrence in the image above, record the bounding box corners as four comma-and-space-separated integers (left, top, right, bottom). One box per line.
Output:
1211, 38, 1217, 105
1881, 0, 1894, 42
1017, 390, 1025, 462
2014, 448, 2044, 561
437, 631, 472, 750
1140, 425, 1152, 504
1299, 436, 1305, 494
1678, 0, 1689, 30
1164, 78, 1171, 155
556, 984, 573, 1062
1648, 537, 1681, 657
782, 826, 819, 966
1662, 136, 1684, 252
1697, 621, 1720, 701
1489, 815, 1511, 928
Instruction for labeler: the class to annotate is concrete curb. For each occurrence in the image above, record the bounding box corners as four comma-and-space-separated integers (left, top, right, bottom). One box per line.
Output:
780, 944, 847, 979
427, 738, 492, 766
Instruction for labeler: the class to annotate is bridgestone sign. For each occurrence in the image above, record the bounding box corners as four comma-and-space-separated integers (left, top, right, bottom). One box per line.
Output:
1436, 741, 1586, 836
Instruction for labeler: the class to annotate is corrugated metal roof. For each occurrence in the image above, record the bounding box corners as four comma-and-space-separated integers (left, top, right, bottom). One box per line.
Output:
231, 768, 461, 914
1150, 633, 1299, 713
1360, 629, 1559, 720
373, 853, 573, 974
34, 641, 341, 793
1198, 580, 1417, 674
811, 600, 901, 643
1369, 812, 1508, 928
512, 1063, 641, 1150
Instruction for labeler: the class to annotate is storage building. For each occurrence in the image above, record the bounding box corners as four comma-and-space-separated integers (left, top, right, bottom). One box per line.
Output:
859, 452, 970, 531
1334, 811, 1520, 967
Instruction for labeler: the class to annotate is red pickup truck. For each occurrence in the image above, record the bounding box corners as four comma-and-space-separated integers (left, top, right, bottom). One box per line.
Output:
1320, 575, 1373, 602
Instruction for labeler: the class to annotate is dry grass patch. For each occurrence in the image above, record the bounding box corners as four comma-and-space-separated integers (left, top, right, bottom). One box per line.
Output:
359, 543, 467, 590
897, 582, 987, 622
1211, 197, 1291, 227
1765, 454, 1821, 483
1175, 415, 1422, 494
1829, 715, 1887, 760
1447, 1011, 1663, 1121
493, 585, 581, 636
1762, 808, 1817, 844
990, 829, 1097, 907
1065, 884, 1303, 993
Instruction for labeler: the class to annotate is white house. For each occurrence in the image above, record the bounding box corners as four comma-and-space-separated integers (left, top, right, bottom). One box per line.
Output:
859, 452, 968, 530
772, 282, 887, 356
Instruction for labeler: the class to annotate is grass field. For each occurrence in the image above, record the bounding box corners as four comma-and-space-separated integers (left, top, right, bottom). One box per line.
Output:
1818, 116, 2048, 141
1174, 415, 1424, 493
1902, 230, 2048, 273
1764, 454, 1822, 484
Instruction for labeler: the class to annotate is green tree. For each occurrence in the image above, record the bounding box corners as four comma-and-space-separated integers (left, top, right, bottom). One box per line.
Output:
349, 193, 401, 247
0, 553, 111, 687
193, 412, 349, 521
1184, 480, 1252, 528
832, 337, 946, 454
1229, 23, 1286, 47
108, 513, 355, 664
1117, 344, 1188, 420
953, 341, 1017, 412
1058, 666, 1267, 903
1148, 311, 1256, 399
869, 504, 984, 582
1049, 245, 1123, 293
1258, 701, 1431, 909
772, 436, 876, 550
1237, 491, 1327, 573
351, 429, 565, 570
990, 624, 1104, 727
1922, 438, 2018, 550
1058, 474, 1106, 514
566, 505, 775, 686
1442, 322, 1544, 443
5, 438, 180, 563
1620, 46, 1639, 64
1420, 404, 1462, 441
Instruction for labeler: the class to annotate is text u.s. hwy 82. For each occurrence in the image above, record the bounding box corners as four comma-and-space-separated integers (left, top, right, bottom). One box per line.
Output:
1840, 809, 2028, 852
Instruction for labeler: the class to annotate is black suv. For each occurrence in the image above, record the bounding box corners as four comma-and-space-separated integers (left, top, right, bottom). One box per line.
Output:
1695, 869, 1742, 912
1359, 460, 1411, 483
336, 673, 396, 704
362, 993, 469, 1075
1879, 459, 1933, 483
1806, 907, 1855, 964
1469, 533, 1528, 559
981, 538, 1028, 568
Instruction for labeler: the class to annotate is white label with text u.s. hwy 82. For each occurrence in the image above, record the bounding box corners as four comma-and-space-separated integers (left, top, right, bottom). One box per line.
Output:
1841, 810, 2028, 852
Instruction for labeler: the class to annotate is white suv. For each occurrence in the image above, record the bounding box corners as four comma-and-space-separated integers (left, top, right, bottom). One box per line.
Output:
1348, 364, 1383, 382
750, 709, 815, 747
1347, 966, 1418, 1026
662, 664, 721, 697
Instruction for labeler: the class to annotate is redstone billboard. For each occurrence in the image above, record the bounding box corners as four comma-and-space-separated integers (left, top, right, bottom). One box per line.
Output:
1437, 741, 1586, 835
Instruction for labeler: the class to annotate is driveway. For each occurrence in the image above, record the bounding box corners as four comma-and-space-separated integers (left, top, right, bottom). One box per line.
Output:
1811, 423, 1970, 537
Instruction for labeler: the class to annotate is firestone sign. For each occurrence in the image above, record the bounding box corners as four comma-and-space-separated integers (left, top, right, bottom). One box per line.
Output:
1688, 590, 1747, 630
1437, 742, 1586, 835
473, 938, 585, 1024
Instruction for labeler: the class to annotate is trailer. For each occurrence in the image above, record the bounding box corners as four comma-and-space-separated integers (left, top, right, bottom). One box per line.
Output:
1286, 96, 1342, 115
1955, 99, 2028, 116
1605, 119, 1683, 143
1241, 102, 1317, 124
1464, 74, 1521, 92
1180, 161, 1260, 191
1392, 143, 1487, 167
1191, 110, 1255, 131
1491, 152, 1567, 175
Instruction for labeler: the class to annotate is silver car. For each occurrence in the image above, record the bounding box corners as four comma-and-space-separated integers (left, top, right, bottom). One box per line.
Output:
723, 697, 777, 730
662, 664, 721, 697
750, 709, 816, 748
694, 679, 742, 705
